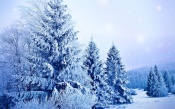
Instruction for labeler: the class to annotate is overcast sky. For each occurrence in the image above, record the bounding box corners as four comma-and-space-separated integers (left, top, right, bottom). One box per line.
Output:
0, 0, 175, 70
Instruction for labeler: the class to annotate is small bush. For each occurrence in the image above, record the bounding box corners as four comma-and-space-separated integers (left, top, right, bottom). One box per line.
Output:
14, 82, 96, 109
92, 103, 105, 109
51, 82, 96, 109
130, 89, 137, 95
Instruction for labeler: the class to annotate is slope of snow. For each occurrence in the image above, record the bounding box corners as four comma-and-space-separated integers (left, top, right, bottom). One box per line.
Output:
108, 89, 175, 109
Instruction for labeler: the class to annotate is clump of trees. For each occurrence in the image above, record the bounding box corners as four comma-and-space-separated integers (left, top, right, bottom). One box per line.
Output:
0, 0, 132, 108
128, 66, 175, 93
146, 65, 175, 97
163, 71, 175, 94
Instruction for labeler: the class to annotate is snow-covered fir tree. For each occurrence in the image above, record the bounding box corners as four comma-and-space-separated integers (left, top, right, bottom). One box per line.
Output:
146, 68, 156, 97
146, 66, 168, 97
15, 0, 90, 103
154, 66, 168, 97
83, 38, 107, 108
31, 0, 83, 83
163, 71, 172, 92
83, 38, 103, 90
105, 45, 132, 104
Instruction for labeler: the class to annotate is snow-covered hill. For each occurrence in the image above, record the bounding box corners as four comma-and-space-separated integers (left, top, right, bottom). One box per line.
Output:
128, 62, 175, 74
108, 89, 175, 109
127, 62, 175, 89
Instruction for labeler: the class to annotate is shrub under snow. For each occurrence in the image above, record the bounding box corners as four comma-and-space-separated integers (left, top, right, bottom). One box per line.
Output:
130, 89, 138, 95
51, 82, 96, 109
14, 82, 96, 109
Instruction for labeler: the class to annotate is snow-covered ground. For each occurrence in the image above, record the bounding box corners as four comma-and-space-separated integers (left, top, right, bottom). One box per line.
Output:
109, 89, 175, 109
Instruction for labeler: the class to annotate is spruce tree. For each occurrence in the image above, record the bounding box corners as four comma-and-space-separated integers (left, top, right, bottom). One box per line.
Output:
163, 71, 172, 92
16, 0, 88, 102
83, 38, 107, 108
146, 68, 156, 97
83, 38, 103, 90
105, 45, 132, 104
154, 66, 168, 97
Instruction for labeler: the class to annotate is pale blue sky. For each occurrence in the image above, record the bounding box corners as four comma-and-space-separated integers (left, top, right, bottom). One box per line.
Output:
0, 0, 175, 70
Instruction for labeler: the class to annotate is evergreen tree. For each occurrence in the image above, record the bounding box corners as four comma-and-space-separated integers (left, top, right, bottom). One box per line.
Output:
15, 0, 88, 102
154, 66, 168, 97
105, 45, 132, 104
83, 38, 107, 108
83, 38, 103, 90
32, 0, 83, 83
163, 71, 172, 92
146, 68, 156, 97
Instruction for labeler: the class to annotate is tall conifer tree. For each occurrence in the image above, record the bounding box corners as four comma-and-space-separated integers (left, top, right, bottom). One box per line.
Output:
105, 45, 132, 104
163, 71, 172, 92
83, 38, 107, 108
16, 0, 88, 102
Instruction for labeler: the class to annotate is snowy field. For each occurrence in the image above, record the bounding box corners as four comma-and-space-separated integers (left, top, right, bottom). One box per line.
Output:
108, 89, 175, 109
